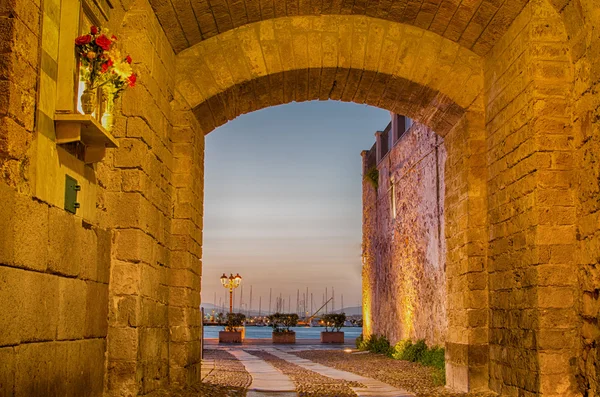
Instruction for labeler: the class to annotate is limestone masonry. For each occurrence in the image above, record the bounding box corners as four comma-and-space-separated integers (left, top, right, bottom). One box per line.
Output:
0, 0, 599, 395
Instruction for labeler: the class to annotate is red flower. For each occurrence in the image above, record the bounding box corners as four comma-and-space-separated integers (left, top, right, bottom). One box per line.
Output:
90, 26, 98, 35
100, 59, 114, 73
75, 35, 92, 46
95, 34, 112, 51
125, 55, 132, 64
128, 74, 137, 87
111, 35, 117, 41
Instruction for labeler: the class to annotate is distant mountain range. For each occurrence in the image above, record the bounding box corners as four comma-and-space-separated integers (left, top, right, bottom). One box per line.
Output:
200, 303, 362, 317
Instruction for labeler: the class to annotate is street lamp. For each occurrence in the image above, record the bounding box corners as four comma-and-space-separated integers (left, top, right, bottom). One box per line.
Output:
220, 273, 242, 313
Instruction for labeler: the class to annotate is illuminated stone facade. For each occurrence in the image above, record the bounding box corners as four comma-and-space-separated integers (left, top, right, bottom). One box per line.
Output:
362, 116, 447, 348
0, 0, 599, 395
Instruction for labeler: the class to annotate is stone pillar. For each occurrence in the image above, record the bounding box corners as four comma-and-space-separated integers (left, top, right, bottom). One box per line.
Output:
484, 0, 578, 394
443, 109, 489, 392
104, 3, 178, 394
168, 97, 204, 386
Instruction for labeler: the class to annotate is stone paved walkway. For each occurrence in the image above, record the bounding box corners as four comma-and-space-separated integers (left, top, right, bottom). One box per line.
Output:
217, 344, 416, 397
229, 350, 296, 393
263, 348, 414, 397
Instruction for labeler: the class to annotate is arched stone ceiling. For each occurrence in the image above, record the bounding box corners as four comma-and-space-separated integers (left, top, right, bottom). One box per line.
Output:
175, 15, 484, 135
154, 0, 530, 55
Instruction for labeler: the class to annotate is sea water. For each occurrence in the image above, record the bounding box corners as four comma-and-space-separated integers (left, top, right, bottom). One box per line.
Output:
204, 326, 363, 340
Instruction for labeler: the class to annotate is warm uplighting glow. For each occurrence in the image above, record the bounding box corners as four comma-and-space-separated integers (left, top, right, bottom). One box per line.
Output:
344, 348, 353, 353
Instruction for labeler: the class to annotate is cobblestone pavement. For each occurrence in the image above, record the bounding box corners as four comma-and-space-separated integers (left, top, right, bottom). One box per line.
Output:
149, 346, 499, 397
148, 350, 252, 397
293, 351, 497, 397
247, 350, 363, 397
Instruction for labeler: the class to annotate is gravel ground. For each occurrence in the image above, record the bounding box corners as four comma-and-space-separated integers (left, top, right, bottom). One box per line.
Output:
203, 349, 252, 392
147, 383, 246, 397
148, 350, 251, 397
247, 350, 363, 397
294, 350, 496, 397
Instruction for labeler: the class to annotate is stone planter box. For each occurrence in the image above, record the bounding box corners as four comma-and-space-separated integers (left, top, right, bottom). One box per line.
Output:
272, 331, 296, 344
321, 331, 345, 344
219, 331, 243, 343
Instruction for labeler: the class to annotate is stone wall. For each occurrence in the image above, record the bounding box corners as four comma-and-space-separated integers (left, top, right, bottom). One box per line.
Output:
99, 0, 204, 393
362, 121, 447, 347
0, 0, 204, 393
484, 0, 579, 394
0, 183, 110, 396
0, 0, 109, 395
569, 0, 600, 395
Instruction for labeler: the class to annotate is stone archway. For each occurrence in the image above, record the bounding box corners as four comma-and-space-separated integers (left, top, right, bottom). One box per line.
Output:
0, 0, 598, 393
174, 15, 484, 136
171, 14, 489, 393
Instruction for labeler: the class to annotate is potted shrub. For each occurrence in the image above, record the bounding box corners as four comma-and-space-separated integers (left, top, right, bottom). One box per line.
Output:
218, 312, 246, 343
269, 313, 298, 344
321, 313, 346, 343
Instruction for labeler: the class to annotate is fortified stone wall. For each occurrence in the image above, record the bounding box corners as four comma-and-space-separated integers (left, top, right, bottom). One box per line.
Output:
0, 0, 204, 394
362, 121, 447, 347
0, 0, 109, 395
484, 0, 579, 394
570, 0, 600, 395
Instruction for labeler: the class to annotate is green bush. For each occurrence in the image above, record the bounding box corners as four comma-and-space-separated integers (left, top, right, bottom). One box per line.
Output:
356, 334, 394, 357
391, 339, 446, 385
394, 339, 427, 362
420, 346, 445, 370
358, 334, 446, 384
355, 334, 364, 349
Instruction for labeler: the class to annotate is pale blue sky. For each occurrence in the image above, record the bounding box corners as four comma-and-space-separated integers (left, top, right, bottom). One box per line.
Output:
202, 101, 390, 314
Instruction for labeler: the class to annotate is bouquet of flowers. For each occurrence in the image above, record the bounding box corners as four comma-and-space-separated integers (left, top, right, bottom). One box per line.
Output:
102, 48, 137, 102
75, 26, 137, 118
75, 26, 117, 89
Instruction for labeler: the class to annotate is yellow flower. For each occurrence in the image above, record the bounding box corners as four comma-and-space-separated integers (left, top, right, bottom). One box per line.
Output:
87, 52, 97, 60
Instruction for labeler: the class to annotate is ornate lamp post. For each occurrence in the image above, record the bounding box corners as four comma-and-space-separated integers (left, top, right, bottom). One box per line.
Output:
220, 273, 242, 313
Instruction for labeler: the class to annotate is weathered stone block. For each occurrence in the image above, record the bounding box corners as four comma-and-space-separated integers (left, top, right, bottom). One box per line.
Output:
0, 347, 15, 396
85, 281, 109, 338
107, 327, 138, 361
110, 260, 141, 296
114, 228, 154, 264
57, 277, 86, 340
48, 207, 80, 277
94, 228, 111, 284
0, 183, 48, 272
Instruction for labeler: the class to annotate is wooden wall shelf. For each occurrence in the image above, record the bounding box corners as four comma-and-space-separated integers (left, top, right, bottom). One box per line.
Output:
54, 113, 119, 163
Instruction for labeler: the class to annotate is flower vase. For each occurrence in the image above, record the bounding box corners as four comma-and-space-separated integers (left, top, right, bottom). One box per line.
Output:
80, 85, 96, 115
101, 96, 115, 131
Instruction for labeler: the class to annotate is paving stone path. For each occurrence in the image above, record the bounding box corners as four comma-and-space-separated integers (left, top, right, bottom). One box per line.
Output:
229, 350, 296, 394
263, 348, 415, 397
225, 346, 415, 397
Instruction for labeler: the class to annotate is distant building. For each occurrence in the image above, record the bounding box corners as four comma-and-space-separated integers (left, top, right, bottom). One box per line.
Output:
361, 113, 447, 347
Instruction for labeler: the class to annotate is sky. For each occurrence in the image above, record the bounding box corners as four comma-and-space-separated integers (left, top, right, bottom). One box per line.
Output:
202, 100, 390, 315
